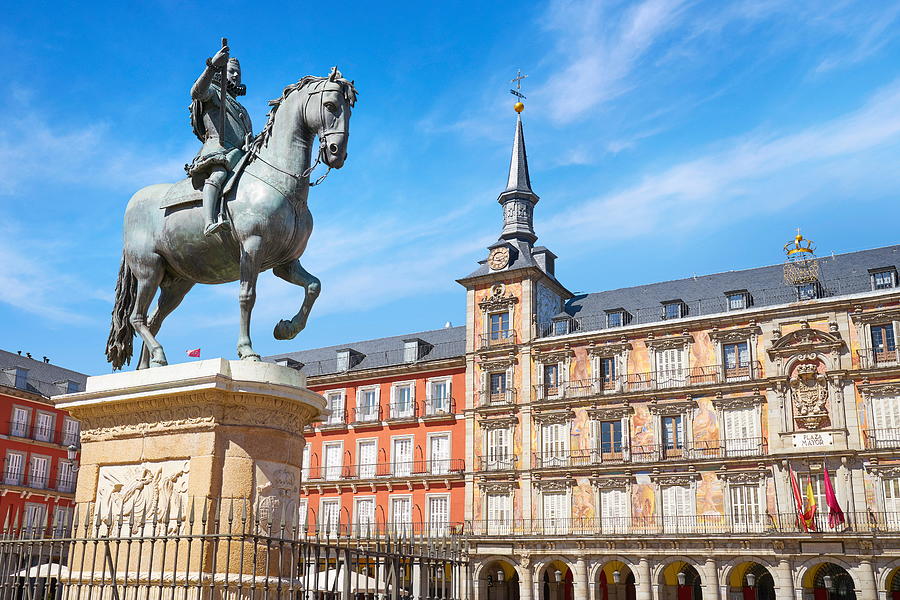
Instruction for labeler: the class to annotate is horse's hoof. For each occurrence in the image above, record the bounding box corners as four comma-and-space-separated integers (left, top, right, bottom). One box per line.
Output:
150, 359, 168, 367
240, 353, 261, 362
274, 319, 296, 340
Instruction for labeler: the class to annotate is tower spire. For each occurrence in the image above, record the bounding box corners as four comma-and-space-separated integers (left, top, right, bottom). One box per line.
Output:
498, 74, 539, 244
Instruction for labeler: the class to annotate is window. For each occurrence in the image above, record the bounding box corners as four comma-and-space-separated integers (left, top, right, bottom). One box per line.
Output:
542, 363, 559, 396
726, 291, 749, 311
661, 415, 684, 453
486, 493, 511, 535
324, 391, 345, 425
62, 418, 80, 447
488, 372, 507, 403
323, 442, 343, 481
553, 319, 570, 336
429, 434, 450, 474
354, 497, 376, 535
336, 350, 350, 372
486, 428, 511, 470
802, 474, 842, 531
871, 324, 897, 354
723, 407, 760, 456
541, 422, 569, 467
391, 383, 414, 419
14, 368, 28, 391
871, 269, 897, 290
871, 394, 900, 447
428, 495, 450, 537
884, 478, 900, 528
723, 341, 750, 379
656, 348, 686, 387
594, 420, 623, 456
489, 312, 509, 340
796, 282, 820, 300
298, 499, 309, 531
599, 488, 628, 533
23, 503, 47, 535
65, 380, 81, 394
4, 451, 24, 485
302, 445, 311, 474
662, 301, 685, 320
390, 496, 412, 536
357, 440, 377, 478
34, 412, 55, 442
607, 310, 629, 328
10, 406, 30, 438
730, 484, 763, 532
356, 387, 379, 422
52, 505, 73, 536
320, 499, 341, 535
403, 340, 421, 363
598, 357, 617, 388
29, 455, 49, 489
427, 379, 451, 414
58, 461, 76, 492
661, 484, 694, 532
392, 437, 413, 476
542, 491, 570, 533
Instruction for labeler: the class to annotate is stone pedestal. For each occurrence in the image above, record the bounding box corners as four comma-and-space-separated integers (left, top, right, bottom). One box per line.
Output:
55, 358, 325, 599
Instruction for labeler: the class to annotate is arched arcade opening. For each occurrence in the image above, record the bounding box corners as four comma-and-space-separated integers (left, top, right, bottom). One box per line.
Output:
480, 560, 520, 600
726, 562, 775, 600
596, 561, 636, 600
540, 560, 574, 600
659, 561, 702, 600
802, 563, 856, 600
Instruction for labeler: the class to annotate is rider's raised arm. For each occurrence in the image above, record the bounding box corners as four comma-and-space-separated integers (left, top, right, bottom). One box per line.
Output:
190, 61, 217, 102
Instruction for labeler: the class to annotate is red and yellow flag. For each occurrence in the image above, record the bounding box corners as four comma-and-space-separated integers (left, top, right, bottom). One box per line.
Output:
801, 478, 818, 531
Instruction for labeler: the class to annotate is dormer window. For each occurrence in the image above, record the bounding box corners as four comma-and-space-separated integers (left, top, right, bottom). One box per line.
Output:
870, 268, 897, 290
13, 368, 28, 391
65, 380, 81, 394
275, 357, 303, 370
552, 316, 572, 336
403, 339, 431, 363
662, 301, 686, 320
796, 282, 821, 301
605, 309, 630, 328
725, 290, 750, 311
336, 349, 364, 372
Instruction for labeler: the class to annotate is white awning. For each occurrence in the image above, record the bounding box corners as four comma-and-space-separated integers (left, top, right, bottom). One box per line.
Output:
299, 567, 385, 592
13, 563, 69, 578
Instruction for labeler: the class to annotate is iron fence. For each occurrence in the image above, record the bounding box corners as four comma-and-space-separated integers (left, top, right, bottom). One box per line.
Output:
863, 428, 900, 450
0, 498, 466, 600
303, 459, 465, 481
531, 438, 767, 468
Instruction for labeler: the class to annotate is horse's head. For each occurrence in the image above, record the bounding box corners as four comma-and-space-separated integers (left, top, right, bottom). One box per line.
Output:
305, 68, 357, 169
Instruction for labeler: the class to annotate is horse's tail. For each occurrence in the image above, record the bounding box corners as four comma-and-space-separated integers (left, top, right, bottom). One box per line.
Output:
106, 252, 137, 370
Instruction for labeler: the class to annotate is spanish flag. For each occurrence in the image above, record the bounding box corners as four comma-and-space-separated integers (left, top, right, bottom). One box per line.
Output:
802, 478, 818, 531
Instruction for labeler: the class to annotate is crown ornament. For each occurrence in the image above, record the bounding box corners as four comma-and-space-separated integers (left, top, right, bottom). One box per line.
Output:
784, 230, 816, 257
783, 229, 820, 285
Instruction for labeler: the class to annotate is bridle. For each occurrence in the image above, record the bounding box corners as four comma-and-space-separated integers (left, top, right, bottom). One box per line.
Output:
300, 78, 347, 186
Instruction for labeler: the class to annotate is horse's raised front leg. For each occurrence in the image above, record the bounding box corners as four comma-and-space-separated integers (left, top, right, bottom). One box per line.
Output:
129, 255, 167, 368
138, 277, 195, 369
272, 260, 320, 340
237, 235, 263, 361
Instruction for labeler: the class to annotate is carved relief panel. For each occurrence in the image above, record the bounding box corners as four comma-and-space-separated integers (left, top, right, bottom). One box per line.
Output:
96, 460, 190, 535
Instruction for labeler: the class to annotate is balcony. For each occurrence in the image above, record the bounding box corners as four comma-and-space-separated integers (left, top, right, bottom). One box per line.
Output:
466, 512, 900, 537
479, 330, 517, 350
1, 469, 72, 493
477, 388, 517, 407
303, 458, 464, 481
6, 421, 78, 446
320, 407, 349, 429
857, 348, 900, 369
477, 455, 517, 472
350, 405, 382, 426
532, 438, 767, 468
387, 401, 417, 422
422, 396, 456, 419
537, 363, 763, 400
864, 428, 900, 450
307, 520, 465, 539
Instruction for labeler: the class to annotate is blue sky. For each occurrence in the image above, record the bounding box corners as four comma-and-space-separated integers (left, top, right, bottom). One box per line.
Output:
3, 1, 900, 376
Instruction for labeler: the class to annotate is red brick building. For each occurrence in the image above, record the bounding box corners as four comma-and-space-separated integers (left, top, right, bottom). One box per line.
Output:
0, 350, 85, 532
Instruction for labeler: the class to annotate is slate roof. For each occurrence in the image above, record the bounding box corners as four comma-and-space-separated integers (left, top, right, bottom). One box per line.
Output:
266, 326, 466, 378
0, 349, 88, 398
556, 244, 900, 335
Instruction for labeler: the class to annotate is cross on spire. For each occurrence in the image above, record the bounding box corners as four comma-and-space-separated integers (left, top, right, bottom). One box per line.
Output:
510, 70, 528, 99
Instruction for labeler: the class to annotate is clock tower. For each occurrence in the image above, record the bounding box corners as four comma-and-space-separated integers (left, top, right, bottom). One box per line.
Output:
457, 79, 572, 530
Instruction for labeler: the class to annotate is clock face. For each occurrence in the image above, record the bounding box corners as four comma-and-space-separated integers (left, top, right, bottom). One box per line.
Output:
488, 247, 510, 270
536, 284, 560, 324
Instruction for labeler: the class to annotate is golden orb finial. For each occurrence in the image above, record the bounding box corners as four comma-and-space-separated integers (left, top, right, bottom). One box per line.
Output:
514, 102, 525, 113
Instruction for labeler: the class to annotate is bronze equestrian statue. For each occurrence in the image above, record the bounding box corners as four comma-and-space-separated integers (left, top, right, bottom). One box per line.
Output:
105, 41, 357, 370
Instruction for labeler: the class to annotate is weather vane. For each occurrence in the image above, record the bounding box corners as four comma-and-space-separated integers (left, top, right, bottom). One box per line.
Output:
510, 69, 527, 113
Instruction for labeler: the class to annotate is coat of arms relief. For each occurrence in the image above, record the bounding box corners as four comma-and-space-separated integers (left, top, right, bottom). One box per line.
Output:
96, 460, 190, 535
789, 362, 830, 430
255, 461, 301, 535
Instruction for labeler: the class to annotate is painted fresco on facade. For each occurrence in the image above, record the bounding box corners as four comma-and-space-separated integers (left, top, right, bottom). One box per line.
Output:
632, 481, 655, 519
631, 404, 654, 449
697, 471, 724, 516
571, 408, 589, 451
572, 477, 595, 520
693, 397, 719, 446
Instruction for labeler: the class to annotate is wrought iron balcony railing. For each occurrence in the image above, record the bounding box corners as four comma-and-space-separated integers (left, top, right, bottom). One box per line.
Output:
479, 330, 517, 350
351, 405, 382, 424
476, 455, 517, 472
864, 428, 900, 450
465, 511, 900, 536
303, 458, 465, 481
320, 407, 349, 427
423, 396, 456, 417
477, 388, 517, 407
537, 363, 763, 400
532, 438, 767, 468
387, 401, 417, 421
857, 348, 900, 369
6, 421, 76, 446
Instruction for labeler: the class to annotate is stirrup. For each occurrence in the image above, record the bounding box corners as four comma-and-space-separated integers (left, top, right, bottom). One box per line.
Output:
204, 220, 230, 237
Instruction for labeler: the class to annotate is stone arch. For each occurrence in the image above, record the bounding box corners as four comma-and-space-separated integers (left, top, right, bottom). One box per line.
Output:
592, 557, 638, 600
655, 559, 703, 600
720, 559, 777, 600
718, 556, 776, 584
795, 559, 858, 600
534, 556, 575, 600
474, 557, 520, 580
876, 559, 900, 592
590, 557, 642, 585
653, 557, 704, 585
794, 557, 857, 590
475, 557, 521, 600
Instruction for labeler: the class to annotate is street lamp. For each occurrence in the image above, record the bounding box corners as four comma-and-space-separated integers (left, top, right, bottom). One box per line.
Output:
555, 570, 563, 583
613, 571, 621, 584
677, 572, 686, 587
67, 445, 80, 472
747, 573, 756, 588
497, 570, 504, 583
823, 576, 833, 591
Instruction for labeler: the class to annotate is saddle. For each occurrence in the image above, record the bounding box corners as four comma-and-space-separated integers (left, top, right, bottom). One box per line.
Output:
159, 151, 252, 210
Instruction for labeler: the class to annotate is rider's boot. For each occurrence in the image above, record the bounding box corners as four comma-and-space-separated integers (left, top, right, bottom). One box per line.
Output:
202, 174, 230, 237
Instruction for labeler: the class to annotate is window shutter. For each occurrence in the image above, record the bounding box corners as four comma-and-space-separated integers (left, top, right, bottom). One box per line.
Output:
5, 453, 23, 483
430, 435, 450, 474
30, 456, 48, 487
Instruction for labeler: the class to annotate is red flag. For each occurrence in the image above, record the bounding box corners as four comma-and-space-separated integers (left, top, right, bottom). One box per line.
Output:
788, 466, 808, 531
823, 467, 845, 528
186, 348, 201, 358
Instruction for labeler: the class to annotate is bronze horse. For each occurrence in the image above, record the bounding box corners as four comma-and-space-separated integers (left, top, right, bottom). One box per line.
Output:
106, 71, 357, 369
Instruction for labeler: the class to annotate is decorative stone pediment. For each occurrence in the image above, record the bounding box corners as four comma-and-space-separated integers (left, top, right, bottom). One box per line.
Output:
534, 476, 575, 491
479, 283, 519, 312
709, 325, 762, 343
650, 472, 700, 486
478, 478, 517, 493
851, 306, 900, 325
718, 469, 766, 483
587, 405, 634, 420
589, 475, 632, 489
767, 322, 844, 360
588, 341, 632, 357
480, 416, 518, 430
479, 353, 517, 371
648, 398, 697, 415
534, 346, 575, 364
858, 381, 900, 399
645, 334, 693, 351
533, 409, 575, 425
869, 465, 900, 478
712, 394, 764, 410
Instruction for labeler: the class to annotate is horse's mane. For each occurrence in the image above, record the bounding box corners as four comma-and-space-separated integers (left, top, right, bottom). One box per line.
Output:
248, 74, 358, 154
